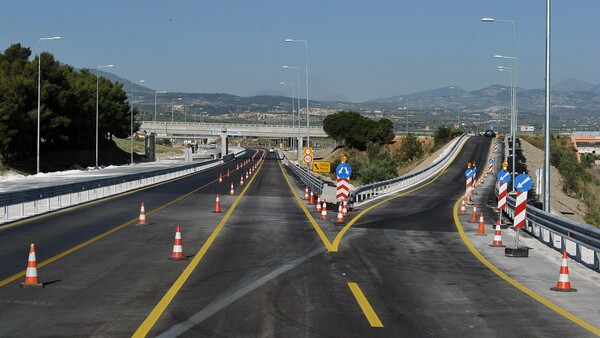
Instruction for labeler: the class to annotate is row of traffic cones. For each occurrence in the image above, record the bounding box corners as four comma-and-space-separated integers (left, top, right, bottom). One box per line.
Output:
461, 202, 576, 292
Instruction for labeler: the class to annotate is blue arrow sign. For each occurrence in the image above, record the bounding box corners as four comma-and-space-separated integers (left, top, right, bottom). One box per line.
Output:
490, 122, 495, 129
336, 163, 352, 179
489, 158, 494, 164
497, 170, 511, 184
514, 173, 533, 192
465, 169, 475, 178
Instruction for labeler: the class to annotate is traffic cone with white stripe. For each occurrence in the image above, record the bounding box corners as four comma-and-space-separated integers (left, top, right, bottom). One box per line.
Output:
304, 186, 309, 200
336, 202, 345, 223
320, 200, 328, 219
21, 244, 43, 287
240, 175, 244, 186
490, 224, 505, 247
219, 173, 223, 183
316, 195, 322, 213
476, 212, 486, 236
137, 202, 148, 225
308, 190, 315, 205
342, 200, 348, 216
551, 250, 576, 292
470, 203, 478, 222
168, 225, 187, 260
460, 199, 466, 214
245, 171, 249, 180
229, 182, 235, 196
212, 194, 222, 213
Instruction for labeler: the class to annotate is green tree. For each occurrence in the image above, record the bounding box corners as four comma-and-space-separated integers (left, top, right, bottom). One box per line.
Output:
433, 125, 452, 146
323, 111, 394, 150
397, 133, 423, 162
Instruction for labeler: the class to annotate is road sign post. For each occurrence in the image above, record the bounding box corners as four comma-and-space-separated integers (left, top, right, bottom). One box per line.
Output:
506, 173, 532, 258
496, 167, 511, 227
335, 161, 352, 202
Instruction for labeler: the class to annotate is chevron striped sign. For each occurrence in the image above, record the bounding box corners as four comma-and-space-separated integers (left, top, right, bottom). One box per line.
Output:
336, 178, 350, 201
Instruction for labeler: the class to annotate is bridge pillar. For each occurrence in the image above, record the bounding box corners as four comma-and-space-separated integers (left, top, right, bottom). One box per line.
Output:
221, 127, 228, 158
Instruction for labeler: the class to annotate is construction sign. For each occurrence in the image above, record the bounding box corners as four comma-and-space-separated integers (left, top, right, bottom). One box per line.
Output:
313, 161, 331, 173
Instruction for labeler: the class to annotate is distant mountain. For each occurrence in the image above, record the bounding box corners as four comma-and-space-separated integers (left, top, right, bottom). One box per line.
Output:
247, 89, 287, 97
553, 79, 596, 92
368, 86, 467, 103
96, 70, 154, 94
319, 95, 350, 103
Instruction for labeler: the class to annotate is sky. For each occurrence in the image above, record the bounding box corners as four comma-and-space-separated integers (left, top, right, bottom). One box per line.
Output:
2, 0, 599, 102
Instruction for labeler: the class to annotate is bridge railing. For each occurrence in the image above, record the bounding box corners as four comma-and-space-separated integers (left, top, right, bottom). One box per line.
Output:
351, 133, 469, 203
0, 149, 246, 224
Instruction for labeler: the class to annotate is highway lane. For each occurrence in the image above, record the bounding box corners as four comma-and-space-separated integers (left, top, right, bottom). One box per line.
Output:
1, 138, 593, 336
0, 153, 258, 336
143, 137, 593, 337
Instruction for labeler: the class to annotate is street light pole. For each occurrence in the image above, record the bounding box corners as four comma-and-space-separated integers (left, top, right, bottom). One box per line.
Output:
154, 91, 167, 122
36, 36, 61, 174
130, 79, 144, 165
482, 17, 517, 191
280, 81, 295, 148
495, 55, 517, 190
95, 64, 114, 169
285, 39, 309, 148
282, 65, 301, 156
544, 0, 551, 212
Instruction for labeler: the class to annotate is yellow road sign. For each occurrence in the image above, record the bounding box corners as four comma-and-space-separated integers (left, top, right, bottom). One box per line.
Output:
312, 161, 331, 173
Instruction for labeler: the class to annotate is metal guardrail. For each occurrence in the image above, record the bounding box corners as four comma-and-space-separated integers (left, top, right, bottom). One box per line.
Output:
286, 161, 324, 196
0, 149, 246, 224
351, 133, 469, 203
502, 194, 600, 271
497, 136, 600, 270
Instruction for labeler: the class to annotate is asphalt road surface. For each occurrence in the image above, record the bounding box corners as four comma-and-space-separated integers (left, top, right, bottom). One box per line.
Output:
0, 141, 594, 337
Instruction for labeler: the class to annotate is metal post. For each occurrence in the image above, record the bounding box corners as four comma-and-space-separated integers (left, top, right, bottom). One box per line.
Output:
543, 0, 551, 212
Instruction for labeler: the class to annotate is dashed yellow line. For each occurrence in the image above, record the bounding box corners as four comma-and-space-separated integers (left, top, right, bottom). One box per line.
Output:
347, 282, 383, 327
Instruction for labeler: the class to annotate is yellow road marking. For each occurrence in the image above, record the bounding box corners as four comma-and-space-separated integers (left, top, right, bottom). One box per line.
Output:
0, 165, 233, 287
347, 282, 383, 327
133, 157, 265, 337
452, 197, 600, 336
278, 138, 466, 252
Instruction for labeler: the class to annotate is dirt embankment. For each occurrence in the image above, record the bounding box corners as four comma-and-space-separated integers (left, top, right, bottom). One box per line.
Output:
518, 139, 587, 223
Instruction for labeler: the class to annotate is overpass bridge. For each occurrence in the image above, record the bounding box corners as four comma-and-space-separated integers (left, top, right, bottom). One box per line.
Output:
139, 121, 328, 140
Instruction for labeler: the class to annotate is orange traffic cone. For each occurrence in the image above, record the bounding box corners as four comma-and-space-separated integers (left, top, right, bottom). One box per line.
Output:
168, 225, 187, 260
309, 190, 315, 205
342, 200, 348, 216
226, 169, 230, 177
245, 171, 249, 180
137, 202, 148, 225
551, 250, 576, 292
219, 173, 223, 183
240, 175, 244, 186
336, 202, 345, 223
490, 224, 504, 247
212, 194, 222, 213
316, 195, 322, 213
460, 199, 466, 214
230, 182, 235, 196
304, 186, 309, 200
471, 203, 478, 222
21, 244, 43, 288
320, 200, 328, 219
476, 212, 486, 236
